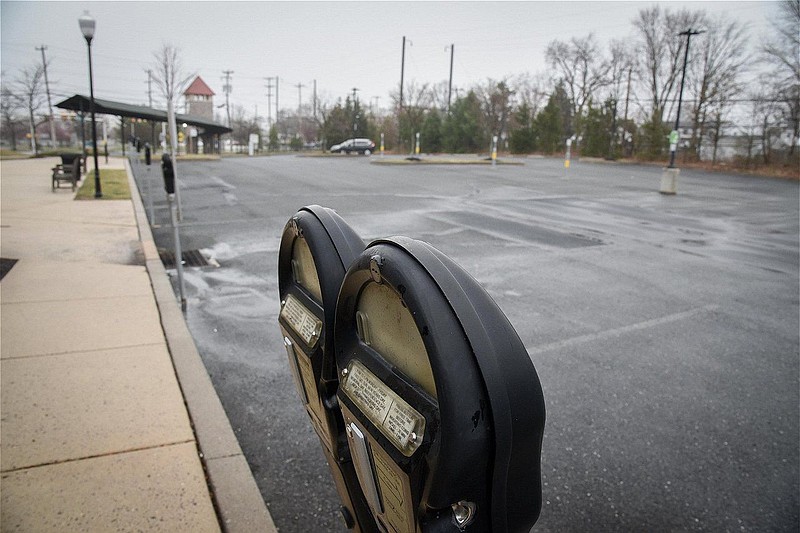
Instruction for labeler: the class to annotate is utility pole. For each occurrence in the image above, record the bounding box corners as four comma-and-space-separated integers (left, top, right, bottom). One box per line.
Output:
146, 69, 153, 107
264, 77, 274, 129
399, 36, 407, 113
446, 43, 454, 113
222, 70, 234, 127
146, 69, 156, 147
623, 65, 632, 156
668, 28, 704, 169
313, 79, 317, 121
352, 87, 359, 139
36, 45, 57, 149
296, 82, 306, 138
275, 76, 279, 124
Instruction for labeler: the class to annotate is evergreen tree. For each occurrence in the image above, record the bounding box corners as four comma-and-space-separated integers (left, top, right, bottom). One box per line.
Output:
268, 125, 279, 151
581, 99, 613, 157
442, 91, 485, 153
421, 109, 443, 153
639, 109, 669, 159
509, 102, 536, 153
535, 92, 564, 154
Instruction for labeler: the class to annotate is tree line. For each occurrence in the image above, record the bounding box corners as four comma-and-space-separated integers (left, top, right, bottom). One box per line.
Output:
286, 1, 797, 169
2, 2, 797, 172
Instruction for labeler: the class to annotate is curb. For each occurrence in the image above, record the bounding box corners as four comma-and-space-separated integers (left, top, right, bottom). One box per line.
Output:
124, 159, 277, 533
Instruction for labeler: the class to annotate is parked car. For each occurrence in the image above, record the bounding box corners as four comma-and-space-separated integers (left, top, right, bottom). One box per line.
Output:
330, 138, 376, 155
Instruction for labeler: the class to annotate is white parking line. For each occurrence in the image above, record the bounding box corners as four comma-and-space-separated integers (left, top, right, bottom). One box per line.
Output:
527, 305, 720, 355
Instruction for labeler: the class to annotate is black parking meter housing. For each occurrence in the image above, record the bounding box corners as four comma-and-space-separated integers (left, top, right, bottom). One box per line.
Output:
277, 206, 376, 532
144, 143, 152, 166
161, 153, 175, 194
334, 237, 545, 533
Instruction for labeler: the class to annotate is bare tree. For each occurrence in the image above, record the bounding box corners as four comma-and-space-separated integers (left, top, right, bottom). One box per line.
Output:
511, 72, 551, 118
762, 0, 800, 156
150, 44, 195, 151
545, 33, 610, 137
150, 44, 195, 216
14, 65, 46, 155
474, 78, 515, 140
686, 14, 750, 159
633, 6, 706, 123
429, 80, 452, 113
1, 80, 22, 151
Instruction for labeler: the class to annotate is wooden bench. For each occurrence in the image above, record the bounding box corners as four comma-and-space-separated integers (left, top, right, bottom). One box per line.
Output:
51, 154, 83, 192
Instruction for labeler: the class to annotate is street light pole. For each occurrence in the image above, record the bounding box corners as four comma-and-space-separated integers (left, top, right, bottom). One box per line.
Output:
79, 11, 101, 198
446, 44, 454, 113
668, 28, 704, 169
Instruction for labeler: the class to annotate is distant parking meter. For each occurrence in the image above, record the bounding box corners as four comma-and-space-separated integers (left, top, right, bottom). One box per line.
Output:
145, 143, 152, 165
334, 237, 545, 532
161, 153, 175, 195
277, 206, 376, 532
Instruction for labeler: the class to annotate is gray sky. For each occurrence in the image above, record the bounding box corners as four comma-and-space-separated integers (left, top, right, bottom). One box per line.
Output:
1, 1, 777, 121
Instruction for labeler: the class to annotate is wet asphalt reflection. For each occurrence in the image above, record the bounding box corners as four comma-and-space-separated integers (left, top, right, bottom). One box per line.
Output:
131, 155, 798, 532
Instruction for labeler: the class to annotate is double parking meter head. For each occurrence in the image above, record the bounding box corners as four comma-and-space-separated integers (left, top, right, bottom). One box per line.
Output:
334, 237, 545, 533
277, 206, 376, 531
278, 207, 545, 533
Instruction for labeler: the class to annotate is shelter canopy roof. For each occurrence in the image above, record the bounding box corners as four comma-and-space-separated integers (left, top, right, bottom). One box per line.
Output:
55, 94, 231, 135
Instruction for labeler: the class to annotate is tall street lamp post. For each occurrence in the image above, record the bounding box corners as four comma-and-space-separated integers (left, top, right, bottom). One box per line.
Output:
79, 11, 101, 198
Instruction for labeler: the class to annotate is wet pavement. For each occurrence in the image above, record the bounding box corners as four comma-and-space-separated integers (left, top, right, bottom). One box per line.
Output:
130, 155, 799, 532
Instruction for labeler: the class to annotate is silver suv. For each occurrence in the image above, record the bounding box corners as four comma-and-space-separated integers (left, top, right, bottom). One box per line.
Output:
330, 138, 376, 155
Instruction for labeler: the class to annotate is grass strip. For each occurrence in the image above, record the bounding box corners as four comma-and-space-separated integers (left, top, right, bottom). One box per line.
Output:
75, 168, 131, 200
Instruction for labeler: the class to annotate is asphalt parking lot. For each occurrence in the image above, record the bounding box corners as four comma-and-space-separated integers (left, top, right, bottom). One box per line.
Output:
132, 154, 799, 532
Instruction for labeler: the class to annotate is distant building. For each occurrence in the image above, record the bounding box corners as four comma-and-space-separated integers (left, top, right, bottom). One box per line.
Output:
183, 76, 217, 153
184, 76, 215, 120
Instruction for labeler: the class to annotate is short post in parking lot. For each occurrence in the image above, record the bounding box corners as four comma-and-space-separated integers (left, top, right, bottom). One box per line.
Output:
380, 133, 384, 157
492, 135, 498, 167
415, 132, 420, 155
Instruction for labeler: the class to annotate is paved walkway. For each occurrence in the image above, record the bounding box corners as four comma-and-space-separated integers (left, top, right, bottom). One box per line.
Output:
1, 156, 276, 532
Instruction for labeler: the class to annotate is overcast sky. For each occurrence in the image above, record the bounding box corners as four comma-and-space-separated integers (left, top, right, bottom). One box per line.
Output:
1, 1, 778, 122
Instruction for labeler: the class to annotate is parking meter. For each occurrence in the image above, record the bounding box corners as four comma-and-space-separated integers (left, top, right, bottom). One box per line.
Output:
161, 153, 175, 195
145, 143, 152, 166
277, 206, 376, 532
334, 237, 545, 532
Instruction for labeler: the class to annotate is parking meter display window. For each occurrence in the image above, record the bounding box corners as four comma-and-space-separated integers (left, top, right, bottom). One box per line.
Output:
291, 235, 322, 303
355, 282, 437, 399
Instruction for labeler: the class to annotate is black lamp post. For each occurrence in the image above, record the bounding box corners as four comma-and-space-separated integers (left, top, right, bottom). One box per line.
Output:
79, 11, 101, 198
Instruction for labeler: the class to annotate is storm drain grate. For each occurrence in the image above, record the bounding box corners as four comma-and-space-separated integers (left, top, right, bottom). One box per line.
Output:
159, 249, 211, 268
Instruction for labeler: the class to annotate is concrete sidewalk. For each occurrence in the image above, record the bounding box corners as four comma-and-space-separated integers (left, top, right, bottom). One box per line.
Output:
1, 156, 276, 532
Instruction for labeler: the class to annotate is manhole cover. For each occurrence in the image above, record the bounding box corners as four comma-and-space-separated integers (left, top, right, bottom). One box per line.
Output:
158, 249, 212, 268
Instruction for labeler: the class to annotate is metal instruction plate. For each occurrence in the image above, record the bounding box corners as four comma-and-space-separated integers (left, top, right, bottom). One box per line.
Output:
280, 294, 322, 348
342, 360, 425, 457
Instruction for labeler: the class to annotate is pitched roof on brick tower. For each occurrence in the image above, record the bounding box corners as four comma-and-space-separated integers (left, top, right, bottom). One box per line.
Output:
184, 76, 215, 97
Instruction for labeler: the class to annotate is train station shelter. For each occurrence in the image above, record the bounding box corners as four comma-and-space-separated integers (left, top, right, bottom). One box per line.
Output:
55, 94, 232, 154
